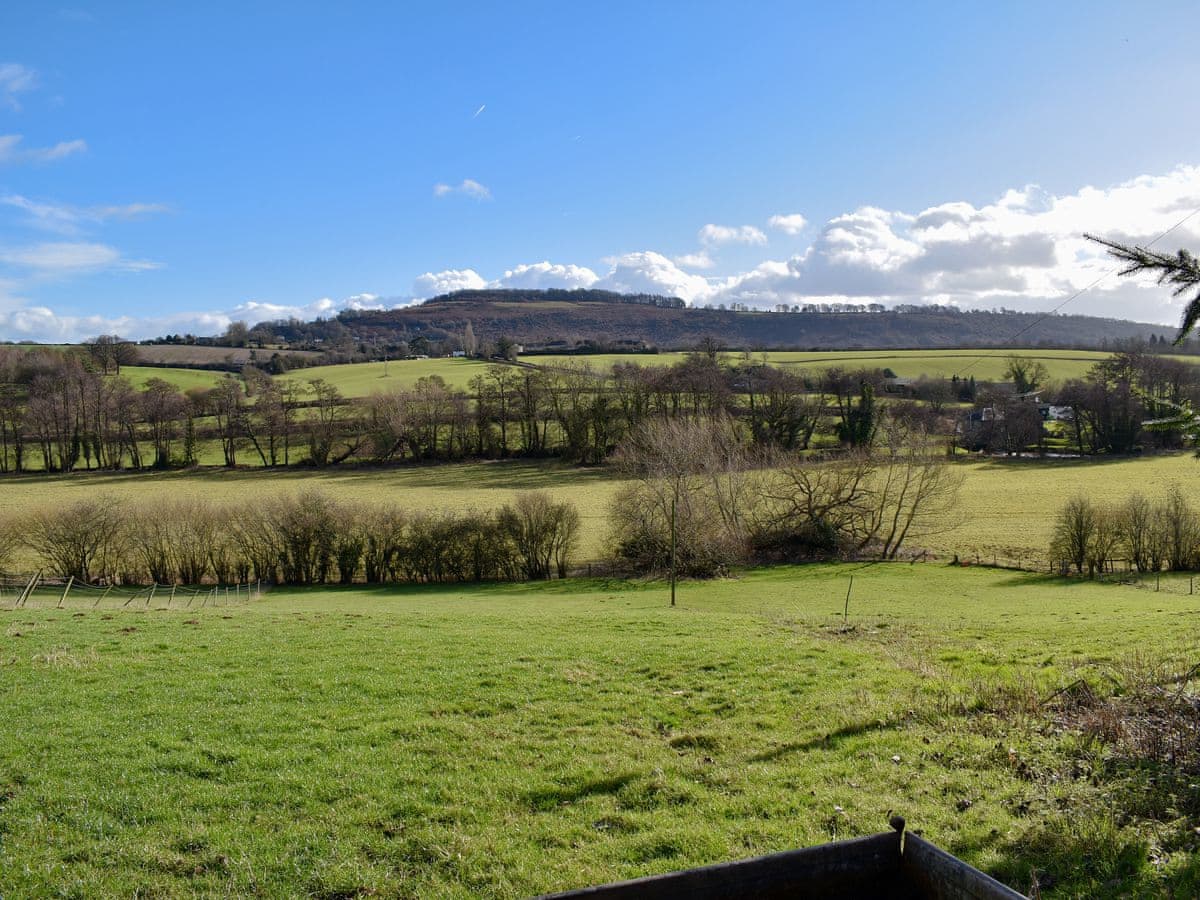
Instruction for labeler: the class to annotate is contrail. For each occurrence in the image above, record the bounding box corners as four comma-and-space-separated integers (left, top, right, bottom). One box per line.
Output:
473, 104, 485, 118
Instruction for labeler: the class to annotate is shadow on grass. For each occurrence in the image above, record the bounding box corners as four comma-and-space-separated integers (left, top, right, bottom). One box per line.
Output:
525, 772, 639, 812
0, 458, 616, 492
749, 717, 898, 763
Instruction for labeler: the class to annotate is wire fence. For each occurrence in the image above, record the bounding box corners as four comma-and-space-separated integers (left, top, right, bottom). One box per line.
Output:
938, 550, 1200, 597
0, 573, 263, 611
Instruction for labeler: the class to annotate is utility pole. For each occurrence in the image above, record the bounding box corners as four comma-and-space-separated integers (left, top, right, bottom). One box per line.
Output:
670, 495, 677, 608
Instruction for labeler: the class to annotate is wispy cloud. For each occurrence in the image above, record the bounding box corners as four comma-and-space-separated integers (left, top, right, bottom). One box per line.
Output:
432, 178, 492, 200
0, 134, 88, 165
2, 194, 170, 234
768, 213, 808, 235
699, 223, 767, 246
0, 241, 161, 276
0, 63, 36, 110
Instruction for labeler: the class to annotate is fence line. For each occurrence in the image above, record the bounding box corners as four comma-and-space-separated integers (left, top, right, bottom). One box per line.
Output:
0, 573, 263, 611
937, 550, 1200, 597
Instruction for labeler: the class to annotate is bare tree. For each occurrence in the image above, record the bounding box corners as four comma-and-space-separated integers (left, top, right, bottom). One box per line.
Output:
25, 496, 126, 582
610, 415, 758, 574
1051, 496, 1097, 575
498, 491, 581, 579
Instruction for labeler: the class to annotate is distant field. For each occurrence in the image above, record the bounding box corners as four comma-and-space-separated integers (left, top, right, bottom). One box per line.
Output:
279, 358, 498, 397
0, 460, 621, 559
121, 365, 233, 393
2, 565, 1198, 896
134, 345, 323, 367
524, 348, 1148, 382
5, 453, 1200, 565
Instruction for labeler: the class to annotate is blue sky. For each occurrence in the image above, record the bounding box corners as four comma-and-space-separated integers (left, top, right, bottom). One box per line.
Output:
2, 1, 1199, 340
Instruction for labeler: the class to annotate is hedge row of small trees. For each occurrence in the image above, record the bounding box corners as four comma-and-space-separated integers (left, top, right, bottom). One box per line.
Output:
1050, 487, 1200, 576
608, 413, 962, 576
7, 491, 579, 586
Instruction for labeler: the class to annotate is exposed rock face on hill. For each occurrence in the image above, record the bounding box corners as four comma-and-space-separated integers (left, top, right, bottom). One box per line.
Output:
328, 290, 1166, 351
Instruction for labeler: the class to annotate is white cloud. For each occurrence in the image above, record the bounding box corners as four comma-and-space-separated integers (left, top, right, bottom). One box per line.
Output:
704, 165, 1200, 319
432, 178, 492, 200
0, 63, 36, 110
2, 194, 170, 234
412, 268, 488, 298
0, 290, 403, 344
594, 251, 713, 303
0, 134, 87, 165
673, 250, 716, 270
768, 213, 808, 235
0, 241, 161, 275
5, 164, 1200, 344
699, 223, 767, 246
494, 261, 598, 290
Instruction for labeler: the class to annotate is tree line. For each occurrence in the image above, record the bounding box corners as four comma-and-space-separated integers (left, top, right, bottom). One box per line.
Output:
2, 491, 579, 587
4, 343, 1199, 476
1050, 488, 1200, 577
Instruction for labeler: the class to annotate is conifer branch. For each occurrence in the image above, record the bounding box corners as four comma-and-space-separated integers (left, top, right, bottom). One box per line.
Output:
1085, 233, 1200, 344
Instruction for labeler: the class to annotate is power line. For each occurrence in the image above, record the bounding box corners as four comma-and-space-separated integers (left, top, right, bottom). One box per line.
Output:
951, 206, 1200, 381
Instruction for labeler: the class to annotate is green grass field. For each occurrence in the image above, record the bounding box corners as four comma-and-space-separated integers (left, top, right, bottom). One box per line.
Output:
280, 358, 498, 397
3, 565, 1198, 896
523, 348, 1141, 382
5, 453, 1200, 566
121, 365, 234, 393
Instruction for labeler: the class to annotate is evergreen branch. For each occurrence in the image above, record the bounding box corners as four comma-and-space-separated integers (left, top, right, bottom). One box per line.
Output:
1085, 234, 1200, 344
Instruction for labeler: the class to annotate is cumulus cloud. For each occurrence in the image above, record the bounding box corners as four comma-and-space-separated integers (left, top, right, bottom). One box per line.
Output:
698, 223, 767, 246
0, 63, 36, 110
494, 261, 598, 290
7, 164, 1200, 343
673, 250, 716, 270
594, 251, 713, 303
768, 213, 808, 235
432, 178, 492, 200
412, 268, 488, 297
0, 134, 87, 165
705, 165, 1200, 319
0, 289, 404, 344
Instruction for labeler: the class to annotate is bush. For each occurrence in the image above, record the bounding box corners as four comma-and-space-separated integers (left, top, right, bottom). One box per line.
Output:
17, 490, 582, 588
498, 491, 580, 579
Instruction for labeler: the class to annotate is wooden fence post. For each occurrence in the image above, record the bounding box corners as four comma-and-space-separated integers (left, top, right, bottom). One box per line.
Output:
16, 571, 40, 608
57, 576, 74, 609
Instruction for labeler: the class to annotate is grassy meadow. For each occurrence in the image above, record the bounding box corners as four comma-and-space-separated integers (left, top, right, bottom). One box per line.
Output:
523, 348, 1155, 382
6, 452, 1200, 565
280, 358, 498, 397
3, 565, 1198, 897
121, 365, 234, 393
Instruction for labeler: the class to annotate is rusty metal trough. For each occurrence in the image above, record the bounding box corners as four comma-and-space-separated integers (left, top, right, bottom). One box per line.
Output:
537, 820, 1024, 899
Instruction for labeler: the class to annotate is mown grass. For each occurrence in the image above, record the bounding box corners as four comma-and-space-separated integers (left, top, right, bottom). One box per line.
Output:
2, 564, 1198, 897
